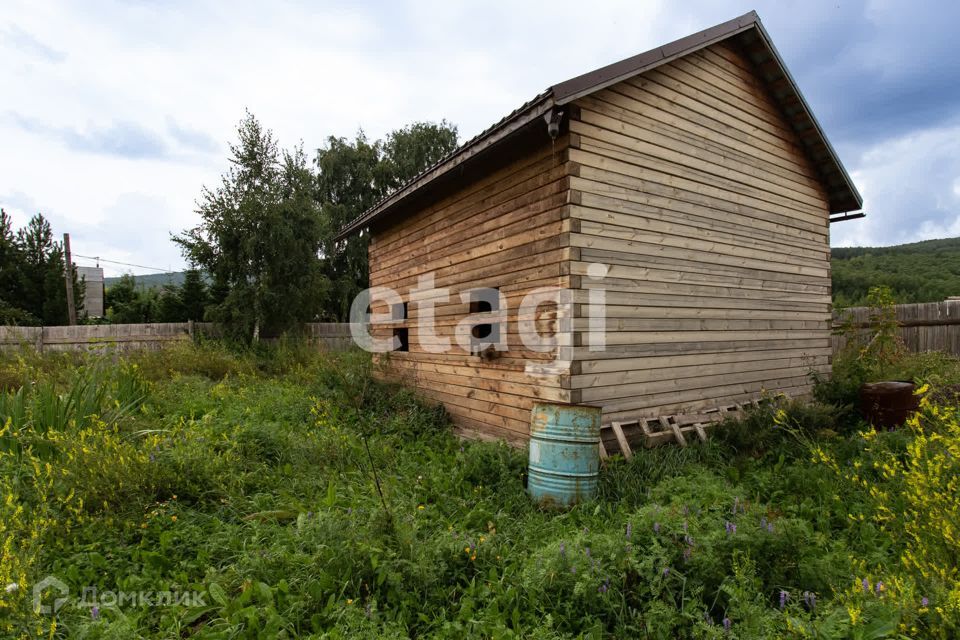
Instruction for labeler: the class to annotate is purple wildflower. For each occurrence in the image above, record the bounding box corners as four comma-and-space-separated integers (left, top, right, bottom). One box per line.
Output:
149, 452, 155, 462
683, 546, 692, 562
585, 546, 591, 558
725, 521, 736, 536
767, 522, 774, 533
662, 566, 670, 577
684, 535, 694, 546
91, 606, 100, 620
922, 597, 929, 607
365, 601, 372, 619
760, 516, 767, 530
875, 581, 884, 595
653, 522, 661, 534
307, 511, 313, 518
803, 591, 816, 610
723, 617, 732, 632
862, 578, 870, 592
779, 590, 789, 610
704, 613, 713, 625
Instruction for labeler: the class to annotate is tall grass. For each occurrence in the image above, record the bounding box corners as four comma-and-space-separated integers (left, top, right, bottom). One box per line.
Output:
1, 342, 958, 638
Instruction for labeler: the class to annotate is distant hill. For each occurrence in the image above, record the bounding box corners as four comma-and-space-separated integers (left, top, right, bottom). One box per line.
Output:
104, 272, 186, 290
832, 237, 960, 307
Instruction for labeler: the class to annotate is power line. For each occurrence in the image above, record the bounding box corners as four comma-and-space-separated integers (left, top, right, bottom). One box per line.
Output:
72, 254, 176, 273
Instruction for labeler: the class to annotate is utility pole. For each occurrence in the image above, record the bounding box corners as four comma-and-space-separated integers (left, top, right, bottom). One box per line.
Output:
63, 233, 77, 325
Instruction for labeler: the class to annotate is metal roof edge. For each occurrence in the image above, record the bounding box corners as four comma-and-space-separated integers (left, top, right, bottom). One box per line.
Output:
750, 18, 864, 211
335, 10, 864, 239
551, 11, 760, 105
334, 92, 554, 241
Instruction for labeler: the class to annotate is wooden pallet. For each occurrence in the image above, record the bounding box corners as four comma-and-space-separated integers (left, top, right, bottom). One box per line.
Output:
598, 397, 782, 459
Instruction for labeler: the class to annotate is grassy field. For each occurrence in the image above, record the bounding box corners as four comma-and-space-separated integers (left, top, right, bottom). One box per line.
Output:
1, 343, 959, 639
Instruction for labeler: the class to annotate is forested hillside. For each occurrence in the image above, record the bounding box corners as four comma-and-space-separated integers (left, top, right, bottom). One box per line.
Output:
832, 237, 960, 307
104, 271, 185, 289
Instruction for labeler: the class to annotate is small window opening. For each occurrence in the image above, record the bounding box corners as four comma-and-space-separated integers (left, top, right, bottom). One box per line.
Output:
393, 327, 409, 352
469, 298, 493, 339
469, 289, 500, 351
392, 301, 408, 321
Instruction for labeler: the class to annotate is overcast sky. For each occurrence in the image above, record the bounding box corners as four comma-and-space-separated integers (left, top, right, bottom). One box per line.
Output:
2, 0, 958, 276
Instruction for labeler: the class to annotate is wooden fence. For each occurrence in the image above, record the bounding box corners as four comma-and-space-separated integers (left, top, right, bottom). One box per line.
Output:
0, 322, 358, 352
832, 299, 960, 356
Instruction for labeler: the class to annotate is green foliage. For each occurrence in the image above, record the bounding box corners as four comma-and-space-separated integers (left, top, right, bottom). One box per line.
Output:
106, 269, 209, 324
175, 111, 328, 343
832, 237, 960, 306
105, 274, 160, 323
817, 285, 960, 419
0, 210, 83, 326
4, 345, 958, 638
314, 121, 459, 320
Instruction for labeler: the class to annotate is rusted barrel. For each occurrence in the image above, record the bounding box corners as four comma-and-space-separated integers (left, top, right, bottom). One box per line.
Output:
859, 381, 919, 429
528, 402, 602, 508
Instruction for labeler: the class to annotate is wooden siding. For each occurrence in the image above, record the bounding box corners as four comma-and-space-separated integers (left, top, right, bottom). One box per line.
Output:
567, 40, 833, 422
367, 140, 575, 443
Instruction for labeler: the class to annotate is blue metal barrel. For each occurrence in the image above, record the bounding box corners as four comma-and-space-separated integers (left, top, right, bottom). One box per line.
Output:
528, 402, 602, 507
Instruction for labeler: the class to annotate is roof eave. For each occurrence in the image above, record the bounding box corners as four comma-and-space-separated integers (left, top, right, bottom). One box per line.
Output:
746, 20, 863, 214
335, 11, 864, 240
333, 92, 555, 241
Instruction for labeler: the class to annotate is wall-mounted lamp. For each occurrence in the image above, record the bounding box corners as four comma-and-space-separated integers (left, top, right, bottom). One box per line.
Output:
544, 109, 564, 140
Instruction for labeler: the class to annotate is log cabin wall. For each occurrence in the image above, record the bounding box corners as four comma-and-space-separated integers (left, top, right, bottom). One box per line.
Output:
367, 137, 575, 443
566, 40, 834, 423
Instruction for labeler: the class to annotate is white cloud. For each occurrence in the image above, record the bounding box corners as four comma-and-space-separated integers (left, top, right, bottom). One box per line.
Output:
1, 0, 958, 279
833, 123, 960, 247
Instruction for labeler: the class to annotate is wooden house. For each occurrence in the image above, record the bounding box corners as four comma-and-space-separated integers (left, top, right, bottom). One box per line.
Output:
336, 12, 863, 444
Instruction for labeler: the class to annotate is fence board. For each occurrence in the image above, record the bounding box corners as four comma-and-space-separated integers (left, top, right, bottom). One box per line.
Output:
0, 322, 357, 352
832, 299, 960, 356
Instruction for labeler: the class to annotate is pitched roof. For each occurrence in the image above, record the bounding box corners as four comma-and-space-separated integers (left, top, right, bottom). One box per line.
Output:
335, 11, 862, 241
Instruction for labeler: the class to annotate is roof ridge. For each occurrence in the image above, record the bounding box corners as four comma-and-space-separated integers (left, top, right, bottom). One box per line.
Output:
335, 10, 861, 241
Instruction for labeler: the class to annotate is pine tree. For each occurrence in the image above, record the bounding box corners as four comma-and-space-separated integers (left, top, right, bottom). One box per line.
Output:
179, 269, 208, 321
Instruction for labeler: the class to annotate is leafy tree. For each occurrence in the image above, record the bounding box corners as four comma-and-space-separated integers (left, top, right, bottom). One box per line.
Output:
379, 121, 458, 192
105, 274, 159, 324
4, 213, 82, 325
174, 112, 327, 342
157, 284, 186, 323
314, 133, 383, 321
0, 209, 28, 320
314, 121, 458, 320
